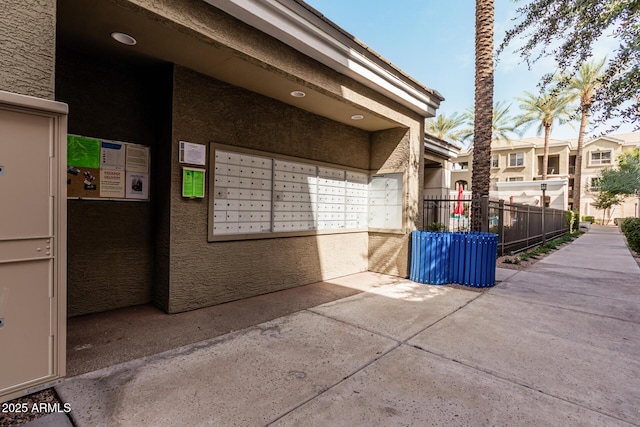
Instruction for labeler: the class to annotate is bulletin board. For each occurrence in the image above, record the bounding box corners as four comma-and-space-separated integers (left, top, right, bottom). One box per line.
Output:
66, 135, 150, 201
209, 144, 397, 241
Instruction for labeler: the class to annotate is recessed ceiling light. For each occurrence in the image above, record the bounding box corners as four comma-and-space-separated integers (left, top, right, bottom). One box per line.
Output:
111, 32, 137, 46
290, 91, 306, 98
351, 114, 364, 120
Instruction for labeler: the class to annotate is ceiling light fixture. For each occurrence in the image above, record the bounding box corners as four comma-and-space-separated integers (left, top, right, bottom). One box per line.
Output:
351, 114, 364, 120
290, 91, 306, 98
111, 32, 137, 46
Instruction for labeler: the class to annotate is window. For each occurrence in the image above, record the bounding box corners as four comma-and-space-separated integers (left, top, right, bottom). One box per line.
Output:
569, 155, 576, 175
508, 177, 524, 182
537, 154, 559, 175
508, 152, 524, 167
453, 162, 468, 171
491, 155, 499, 168
590, 177, 601, 191
454, 180, 468, 190
590, 151, 611, 166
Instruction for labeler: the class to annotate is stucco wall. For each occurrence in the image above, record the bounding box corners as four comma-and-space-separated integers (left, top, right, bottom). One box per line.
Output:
166, 67, 371, 313
368, 126, 422, 277
0, 0, 56, 99
126, 0, 425, 291
66, 201, 153, 316
56, 47, 172, 316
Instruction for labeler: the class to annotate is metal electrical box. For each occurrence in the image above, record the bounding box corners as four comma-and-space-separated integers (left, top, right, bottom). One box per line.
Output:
0, 90, 68, 403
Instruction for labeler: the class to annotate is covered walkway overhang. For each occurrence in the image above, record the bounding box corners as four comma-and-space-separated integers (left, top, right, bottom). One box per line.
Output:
57, 0, 443, 131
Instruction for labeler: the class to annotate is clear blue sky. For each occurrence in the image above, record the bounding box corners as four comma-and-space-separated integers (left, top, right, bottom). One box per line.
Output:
304, 0, 631, 140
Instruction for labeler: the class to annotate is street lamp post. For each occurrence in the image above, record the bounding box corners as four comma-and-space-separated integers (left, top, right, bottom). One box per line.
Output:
541, 183, 547, 244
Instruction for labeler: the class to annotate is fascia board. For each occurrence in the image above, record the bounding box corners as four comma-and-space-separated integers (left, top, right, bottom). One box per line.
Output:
203, 0, 441, 116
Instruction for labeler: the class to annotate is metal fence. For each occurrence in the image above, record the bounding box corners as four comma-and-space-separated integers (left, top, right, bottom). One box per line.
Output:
423, 196, 569, 256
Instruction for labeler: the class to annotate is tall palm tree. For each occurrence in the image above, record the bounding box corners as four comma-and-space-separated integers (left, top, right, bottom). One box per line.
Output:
471, 0, 494, 231
515, 90, 574, 180
569, 58, 606, 217
462, 100, 520, 144
425, 112, 466, 143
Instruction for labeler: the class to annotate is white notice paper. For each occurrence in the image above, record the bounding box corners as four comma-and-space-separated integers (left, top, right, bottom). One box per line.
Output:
100, 169, 125, 198
126, 145, 150, 173
180, 141, 206, 165
100, 141, 126, 170
125, 172, 149, 200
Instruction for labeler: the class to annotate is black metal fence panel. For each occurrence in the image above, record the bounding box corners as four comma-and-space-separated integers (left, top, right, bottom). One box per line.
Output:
423, 196, 569, 256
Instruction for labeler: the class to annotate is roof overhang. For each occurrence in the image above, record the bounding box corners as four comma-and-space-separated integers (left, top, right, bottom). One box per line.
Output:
57, 0, 442, 131
204, 0, 443, 117
424, 134, 460, 160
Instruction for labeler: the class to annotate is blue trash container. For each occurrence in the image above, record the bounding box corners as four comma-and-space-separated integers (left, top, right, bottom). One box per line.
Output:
411, 231, 498, 288
449, 232, 498, 288
410, 231, 451, 285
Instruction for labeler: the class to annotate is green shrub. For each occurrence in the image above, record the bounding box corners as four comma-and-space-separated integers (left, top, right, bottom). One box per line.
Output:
621, 217, 636, 234
582, 215, 595, 223
426, 222, 446, 232
620, 217, 640, 253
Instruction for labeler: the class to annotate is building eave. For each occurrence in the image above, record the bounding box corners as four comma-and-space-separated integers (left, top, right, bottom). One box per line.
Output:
204, 0, 443, 117
424, 134, 460, 159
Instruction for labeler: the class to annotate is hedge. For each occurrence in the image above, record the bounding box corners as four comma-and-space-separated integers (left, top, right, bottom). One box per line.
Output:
621, 217, 640, 253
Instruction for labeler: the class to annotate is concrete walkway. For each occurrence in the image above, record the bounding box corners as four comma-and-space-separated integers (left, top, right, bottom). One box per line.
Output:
55, 225, 640, 426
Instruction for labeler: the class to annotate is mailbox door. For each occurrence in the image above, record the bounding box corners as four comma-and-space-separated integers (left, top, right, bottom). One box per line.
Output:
0, 106, 61, 396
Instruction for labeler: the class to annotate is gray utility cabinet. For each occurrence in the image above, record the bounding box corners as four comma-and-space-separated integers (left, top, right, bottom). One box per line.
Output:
0, 90, 68, 403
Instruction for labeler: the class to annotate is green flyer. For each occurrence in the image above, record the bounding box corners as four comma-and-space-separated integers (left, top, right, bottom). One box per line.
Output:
183, 169, 194, 197
193, 170, 204, 197
68, 135, 101, 169
183, 168, 205, 198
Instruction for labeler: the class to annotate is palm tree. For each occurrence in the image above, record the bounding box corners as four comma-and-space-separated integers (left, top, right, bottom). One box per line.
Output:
569, 58, 605, 217
471, 0, 494, 231
462, 100, 520, 144
515, 90, 574, 180
425, 112, 466, 143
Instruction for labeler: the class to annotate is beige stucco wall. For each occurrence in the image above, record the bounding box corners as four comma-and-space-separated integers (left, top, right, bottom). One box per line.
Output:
145, 0, 426, 312
56, 48, 173, 317
165, 67, 375, 313
580, 141, 639, 220
0, 0, 56, 99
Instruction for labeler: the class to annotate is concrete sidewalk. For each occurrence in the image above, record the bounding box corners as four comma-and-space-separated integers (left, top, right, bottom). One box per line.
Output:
55, 225, 640, 426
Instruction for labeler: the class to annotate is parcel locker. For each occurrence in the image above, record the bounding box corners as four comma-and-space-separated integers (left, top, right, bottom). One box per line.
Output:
0, 91, 68, 403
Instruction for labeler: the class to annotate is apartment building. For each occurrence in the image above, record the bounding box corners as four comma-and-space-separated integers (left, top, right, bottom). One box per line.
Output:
450, 133, 640, 220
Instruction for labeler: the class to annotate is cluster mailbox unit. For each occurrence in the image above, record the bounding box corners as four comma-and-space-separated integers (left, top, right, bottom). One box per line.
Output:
0, 91, 68, 402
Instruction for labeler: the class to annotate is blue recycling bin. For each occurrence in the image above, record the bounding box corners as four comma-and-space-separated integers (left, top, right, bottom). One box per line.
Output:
411, 231, 498, 288
449, 232, 498, 288
410, 231, 451, 285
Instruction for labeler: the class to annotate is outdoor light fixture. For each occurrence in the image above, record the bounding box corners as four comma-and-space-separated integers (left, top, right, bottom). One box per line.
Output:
111, 32, 137, 46
290, 91, 306, 98
350, 114, 364, 120
540, 183, 547, 191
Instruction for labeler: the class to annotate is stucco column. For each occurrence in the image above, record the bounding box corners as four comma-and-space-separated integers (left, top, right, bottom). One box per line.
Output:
0, 0, 56, 99
368, 123, 423, 277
